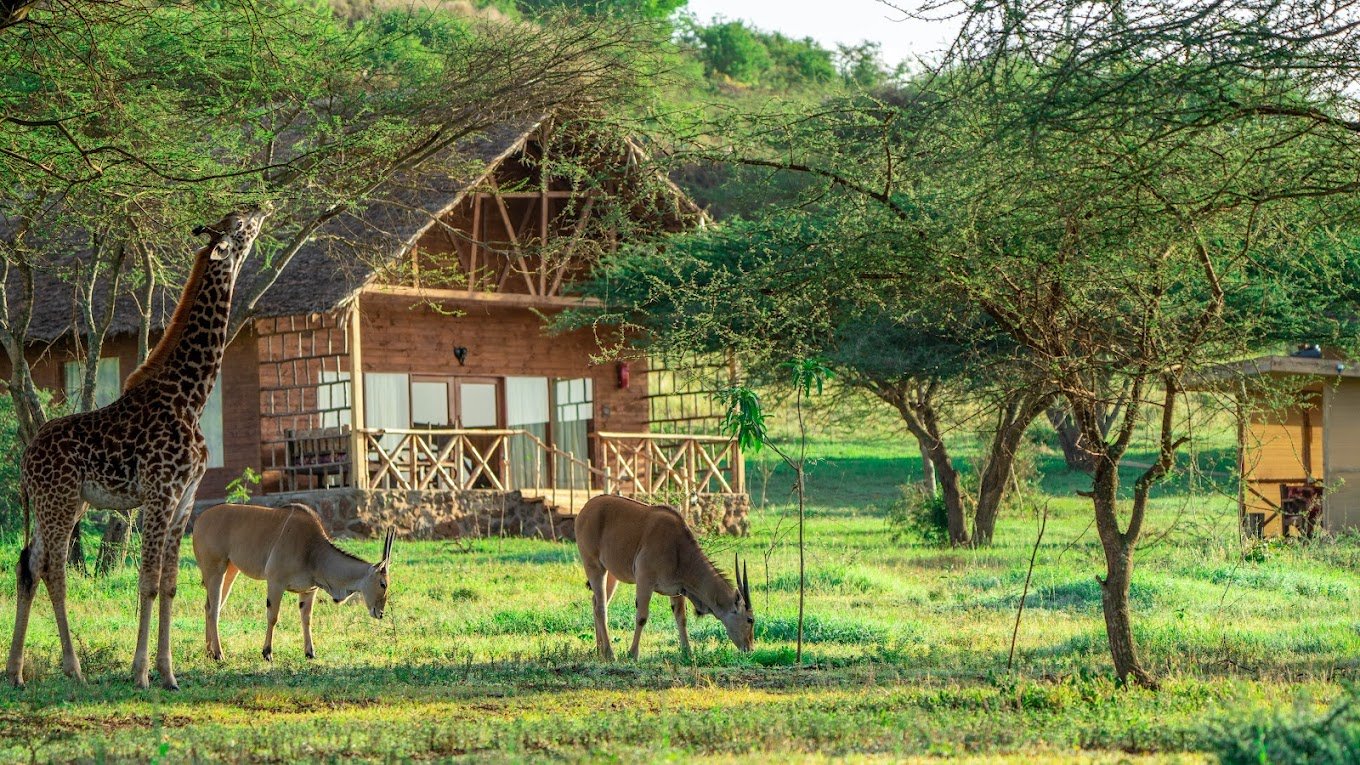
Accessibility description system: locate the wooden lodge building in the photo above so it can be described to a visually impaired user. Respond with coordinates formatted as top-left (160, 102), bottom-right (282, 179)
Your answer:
top-left (10, 122), bottom-right (749, 539)
top-left (1220, 351), bottom-right (1360, 539)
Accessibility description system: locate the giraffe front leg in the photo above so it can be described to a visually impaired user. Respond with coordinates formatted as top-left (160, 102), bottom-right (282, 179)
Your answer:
top-left (155, 494), bottom-right (196, 691)
top-left (133, 503), bottom-right (171, 689)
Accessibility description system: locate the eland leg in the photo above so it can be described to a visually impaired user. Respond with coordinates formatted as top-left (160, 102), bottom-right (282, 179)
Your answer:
top-left (585, 562), bottom-right (613, 660)
top-left (671, 595), bottom-right (691, 658)
top-left (201, 560), bottom-right (226, 661)
top-left (262, 580), bottom-right (284, 661)
top-left (299, 590), bottom-right (317, 659)
top-left (628, 581), bottom-right (654, 660)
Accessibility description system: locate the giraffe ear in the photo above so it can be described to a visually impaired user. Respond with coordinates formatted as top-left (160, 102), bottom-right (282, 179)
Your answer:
top-left (207, 239), bottom-right (231, 261)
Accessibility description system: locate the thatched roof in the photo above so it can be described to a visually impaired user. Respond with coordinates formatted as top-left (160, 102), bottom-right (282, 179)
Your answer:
top-left (11, 119), bottom-right (698, 344)
top-left (11, 123), bottom-right (530, 343)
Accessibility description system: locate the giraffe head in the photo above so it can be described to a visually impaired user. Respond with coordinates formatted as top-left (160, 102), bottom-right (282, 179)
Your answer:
top-left (193, 206), bottom-right (269, 279)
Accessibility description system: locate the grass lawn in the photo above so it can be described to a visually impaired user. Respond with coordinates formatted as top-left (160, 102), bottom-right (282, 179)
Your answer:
top-left (0, 418), bottom-right (1357, 762)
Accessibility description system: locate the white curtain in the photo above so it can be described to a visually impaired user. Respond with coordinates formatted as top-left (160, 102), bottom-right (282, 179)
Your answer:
top-left (553, 377), bottom-right (593, 487)
top-left (364, 373), bottom-right (410, 452)
top-left (507, 377), bottom-right (549, 489)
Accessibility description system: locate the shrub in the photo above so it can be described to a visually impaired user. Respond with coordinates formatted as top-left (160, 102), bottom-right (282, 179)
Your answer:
top-left (1209, 690), bottom-right (1360, 764)
top-left (886, 485), bottom-right (950, 546)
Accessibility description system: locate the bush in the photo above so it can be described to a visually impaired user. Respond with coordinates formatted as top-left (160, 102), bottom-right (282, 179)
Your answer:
top-left (0, 395), bottom-right (25, 534)
top-left (886, 485), bottom-right (950, 546)
top-left (1209, 690), bottom-right (1360, 764)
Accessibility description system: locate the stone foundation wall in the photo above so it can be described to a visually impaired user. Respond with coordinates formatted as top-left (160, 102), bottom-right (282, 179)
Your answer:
top-left (195, 490), bottom-right (750, 541)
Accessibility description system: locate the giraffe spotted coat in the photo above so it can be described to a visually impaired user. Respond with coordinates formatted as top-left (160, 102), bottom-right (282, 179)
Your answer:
top-left (7, 208), bottom-right (266, 689)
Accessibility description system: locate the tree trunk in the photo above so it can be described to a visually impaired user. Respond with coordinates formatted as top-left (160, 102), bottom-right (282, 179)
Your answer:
top-left (1048, 404), bottom-right (1096, 473)
top-left (95, 510), bottom-right (134, 575)
top-left (1096, 539), bottom-right (1155, 688)
top-left (974, 392), bottom-right (1055, 546)
top-left (918, 438), bottom-right (937, 496)
top-left (931, 449), bottom-right (969, 546)
top-left (1089, 457), bottom-right (1158, 688)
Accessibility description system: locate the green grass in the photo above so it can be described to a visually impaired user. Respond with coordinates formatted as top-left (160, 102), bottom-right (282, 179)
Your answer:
top-left (0, 417), bottom-right (1356, 762)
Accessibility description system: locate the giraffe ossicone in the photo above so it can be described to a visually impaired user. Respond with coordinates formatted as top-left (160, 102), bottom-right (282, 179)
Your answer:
top-left (7, 207), bottom-right (267, 690)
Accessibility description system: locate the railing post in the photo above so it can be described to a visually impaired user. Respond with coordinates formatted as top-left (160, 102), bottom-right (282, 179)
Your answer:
top-left (732, 438), bottom-right (744, 494)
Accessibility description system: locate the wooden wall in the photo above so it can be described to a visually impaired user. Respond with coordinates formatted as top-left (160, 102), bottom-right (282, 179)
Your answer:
top-left (1242, 388), bottom-right (1322, 537)
top-left (358, 292), bottom-right (649, 433)
top-left (1, 328), bottom-right (262, 502)
top-left (1323, 379), bottom-right (1360, 532)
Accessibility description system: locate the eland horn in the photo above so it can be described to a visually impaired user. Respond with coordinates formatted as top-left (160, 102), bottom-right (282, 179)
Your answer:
top-left (742, 559), bottom-right (751, 606)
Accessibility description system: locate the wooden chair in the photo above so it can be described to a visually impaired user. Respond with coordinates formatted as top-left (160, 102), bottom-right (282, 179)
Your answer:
top-left (284, 426), bottom-right (351, 491)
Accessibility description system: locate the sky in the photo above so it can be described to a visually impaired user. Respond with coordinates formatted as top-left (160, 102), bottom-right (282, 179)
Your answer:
top-left (683, 0), bottom-right (963, 69)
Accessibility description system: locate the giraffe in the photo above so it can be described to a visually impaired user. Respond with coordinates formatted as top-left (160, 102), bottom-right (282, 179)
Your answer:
top-left (7, 208), bottom-right (267, 689)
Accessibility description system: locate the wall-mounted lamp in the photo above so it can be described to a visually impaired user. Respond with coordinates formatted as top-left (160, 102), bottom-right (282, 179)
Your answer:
top-left (453, 346), bottom-right (468, 366)
top-left (616, 361), bottom-right (630, 389)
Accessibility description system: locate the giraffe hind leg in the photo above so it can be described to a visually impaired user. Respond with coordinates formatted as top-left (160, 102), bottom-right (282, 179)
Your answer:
top-left (42, 504), bottom-right (87, 683)
top-left (7, 541), bottom-right (39, 686)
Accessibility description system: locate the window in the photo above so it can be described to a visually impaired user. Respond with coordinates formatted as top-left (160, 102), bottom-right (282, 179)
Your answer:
top-left (318, 370), bottom-right (352, 429)
top-left (507, 377), bottom-right (549, 489)
top-left (202, 373), bottom-right (224, 468)
top-left (63, 357), bottom-right (121, 410)
top-left (364, 372), bottom-right (411, 453)
top-left (553, 377), bottom-right (593, 485)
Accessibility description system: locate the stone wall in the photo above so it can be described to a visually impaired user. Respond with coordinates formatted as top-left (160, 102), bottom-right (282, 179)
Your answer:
top-left (195, 490), bottom-right (750, 541)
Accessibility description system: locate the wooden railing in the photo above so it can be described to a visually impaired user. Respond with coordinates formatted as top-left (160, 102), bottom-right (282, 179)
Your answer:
top-left (359, 428), bottom-right (603, 494)
top-left (354, 428), bottom-right (744, 500)
top-left (595, 432), bottom-right (743, 496)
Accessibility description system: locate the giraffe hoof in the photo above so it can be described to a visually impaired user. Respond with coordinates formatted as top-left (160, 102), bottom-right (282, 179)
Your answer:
top-left (161, 678), bottom-right (180, 691)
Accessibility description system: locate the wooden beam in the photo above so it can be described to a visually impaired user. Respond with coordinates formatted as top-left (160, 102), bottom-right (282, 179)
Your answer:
top-left (548, 196), bottom-right (594, 297)
top-left (347, 299), bottom-right (368, 490)
top-left (468, 195), bottom-right (482, 294)
top-left (363, 283), bottom-right (601, 309)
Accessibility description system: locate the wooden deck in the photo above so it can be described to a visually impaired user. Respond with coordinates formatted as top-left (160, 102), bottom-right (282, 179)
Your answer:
top-left (521, 487), bottom-right (594, 515)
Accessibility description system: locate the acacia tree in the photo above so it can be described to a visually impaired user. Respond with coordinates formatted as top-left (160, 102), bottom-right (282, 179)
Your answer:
top-left (2, 0), bottom-right (662, 561)
top-left (613, 0), bottom-right (1360, 685)
top-left (1, 0), bottom-right (662, 435)
top-left (581, 209), bottom-right (1051, 547)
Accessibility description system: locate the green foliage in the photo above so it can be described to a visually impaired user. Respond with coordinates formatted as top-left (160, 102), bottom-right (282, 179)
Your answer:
top-left (224, 467), bottom-right (262, 505)
top-left (695, 20), bottom-right (772, 83)
top-left (1210, 690), bottom-right (1360, 764)
top-left (886, 485), bottom-right (950, 546)
top-left (0, 394), bottom-right (23, 532)
top-left (0, 423), bottom-right (1354, 760)
top-left (717, 384), bottom-right (768, 454)
top-left (782, 357), bottom-right (833, 397)
top-left (516, 0), bottom-right (686, 19)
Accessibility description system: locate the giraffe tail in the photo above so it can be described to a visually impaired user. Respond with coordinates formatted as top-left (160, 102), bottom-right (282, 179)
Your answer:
top-left (16, 485), bottom-right (32, 593)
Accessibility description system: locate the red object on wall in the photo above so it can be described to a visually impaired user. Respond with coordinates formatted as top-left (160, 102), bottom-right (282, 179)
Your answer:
top-left (616, 361), bottom-right (630, 389)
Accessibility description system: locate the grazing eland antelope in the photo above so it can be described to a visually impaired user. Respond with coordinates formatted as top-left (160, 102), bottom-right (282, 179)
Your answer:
top-left (191, 503), bottom-right (394, 662)
top-left (575, 495), bottom-right (753, 660)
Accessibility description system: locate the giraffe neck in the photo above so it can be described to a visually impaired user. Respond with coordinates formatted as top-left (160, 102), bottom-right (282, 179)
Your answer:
top-left (149, 258), bottom-right (236, 416)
